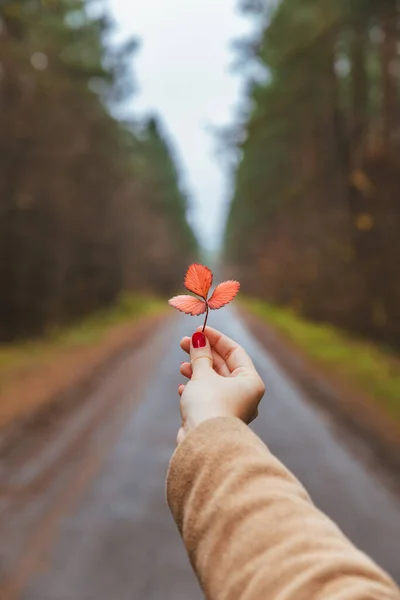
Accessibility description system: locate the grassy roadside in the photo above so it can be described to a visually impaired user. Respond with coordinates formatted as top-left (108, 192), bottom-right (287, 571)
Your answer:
top-left (241, 298), bottom-right (400, 423)
top-left (0, 294), bottom-right (167, 427)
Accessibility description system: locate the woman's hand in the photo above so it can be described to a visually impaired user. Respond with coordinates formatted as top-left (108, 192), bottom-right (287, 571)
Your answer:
top-left (177, 326), bottom-right (265, 444)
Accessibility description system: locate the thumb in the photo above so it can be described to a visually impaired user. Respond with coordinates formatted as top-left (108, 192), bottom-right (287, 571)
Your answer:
top-left (190, 332), bottom-right (213, 377)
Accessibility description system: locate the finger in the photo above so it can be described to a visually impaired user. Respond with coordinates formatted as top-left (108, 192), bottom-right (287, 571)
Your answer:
top-left (180, 362), bottom-right (192, 379)
top-left (180, 336), bottom-right (191, 352)
top-left (178, 384), bottom-right (185, 396)
top-left (190, 331), bottom-right (214, 377)
top-left (249, 409), bottom-right (259, 424)
top-left (197, 326), bottom-right (255, 372)
top-left (181, 336), bottom-right (230, 377)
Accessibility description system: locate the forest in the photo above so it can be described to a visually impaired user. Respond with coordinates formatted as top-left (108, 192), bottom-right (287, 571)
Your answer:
top-left (226, 0), bottom-right (400, 348)
top-left (0, 0), bottom-right (197, 342)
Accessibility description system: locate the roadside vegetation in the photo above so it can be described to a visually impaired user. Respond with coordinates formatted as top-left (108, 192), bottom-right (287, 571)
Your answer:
top-left (0, 294), bottom-right (164, 392)
top-left (0, 294), bottom-right (166, 427)
top-left (242, 298), bottom-right (400, 423)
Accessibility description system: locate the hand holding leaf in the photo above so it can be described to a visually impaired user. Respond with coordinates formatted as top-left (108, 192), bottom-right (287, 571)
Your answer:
top-left (169, 264), bottom-right (240, 331)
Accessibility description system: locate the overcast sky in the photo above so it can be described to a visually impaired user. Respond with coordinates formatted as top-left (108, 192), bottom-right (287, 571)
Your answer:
top-left (107, 0), bottom-right (252, 251)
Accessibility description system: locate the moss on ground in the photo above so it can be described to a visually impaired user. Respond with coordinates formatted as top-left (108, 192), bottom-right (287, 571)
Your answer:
top-left (242, 298), bottom-right (400, 421)
top-left (0, 294), bottom-right (166, 392)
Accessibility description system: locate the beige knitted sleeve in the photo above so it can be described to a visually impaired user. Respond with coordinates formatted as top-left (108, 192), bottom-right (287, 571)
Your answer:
top-left (167, 417), bottom-right (399, 600)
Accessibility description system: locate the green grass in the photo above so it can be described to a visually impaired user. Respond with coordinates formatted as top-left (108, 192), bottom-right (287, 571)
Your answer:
top-left (0, 294), bottom-right (166, 390)
top-left (50, 294), bottom-right (166, 347)
top-left (242, 298), bottom-right (400, 421)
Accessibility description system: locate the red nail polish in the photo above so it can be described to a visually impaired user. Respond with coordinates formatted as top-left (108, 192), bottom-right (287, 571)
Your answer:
top-left (192, 332), bottom-right (206, 348)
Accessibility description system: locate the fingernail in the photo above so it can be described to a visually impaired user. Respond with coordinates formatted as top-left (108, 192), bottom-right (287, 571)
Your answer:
top-left (192, 332), bottom-right (206, 348)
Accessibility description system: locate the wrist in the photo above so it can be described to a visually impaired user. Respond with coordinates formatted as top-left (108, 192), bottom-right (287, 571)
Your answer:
top-left (186, 405), bottom-right (234, 433)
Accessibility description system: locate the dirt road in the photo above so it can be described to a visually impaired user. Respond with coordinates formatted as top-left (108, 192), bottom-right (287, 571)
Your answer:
top-left (0, 310), bottom-right (399, 599)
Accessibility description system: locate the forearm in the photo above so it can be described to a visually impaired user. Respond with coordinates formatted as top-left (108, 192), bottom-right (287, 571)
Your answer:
top-left (167, 417), bottom-right (398, 600)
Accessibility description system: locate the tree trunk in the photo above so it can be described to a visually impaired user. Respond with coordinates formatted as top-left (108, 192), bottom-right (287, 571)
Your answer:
top-left (350, 18), bottom-right (368, 168)
top-left (380, 3), bottom-right (399, 150)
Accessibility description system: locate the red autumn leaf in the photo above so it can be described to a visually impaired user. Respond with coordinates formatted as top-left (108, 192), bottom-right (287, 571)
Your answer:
top-left (208, 280), bottom-right (240, 310)
top-left (168, 295), bottom-right (207, 316)
top-left (169, 264), bottom-right (241, 331)
top-left (184, 263), bottom-right (213, 299)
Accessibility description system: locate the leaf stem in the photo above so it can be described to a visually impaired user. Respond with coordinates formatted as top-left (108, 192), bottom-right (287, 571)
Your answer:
top-left (202, 303), bottom-right (209, 332)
